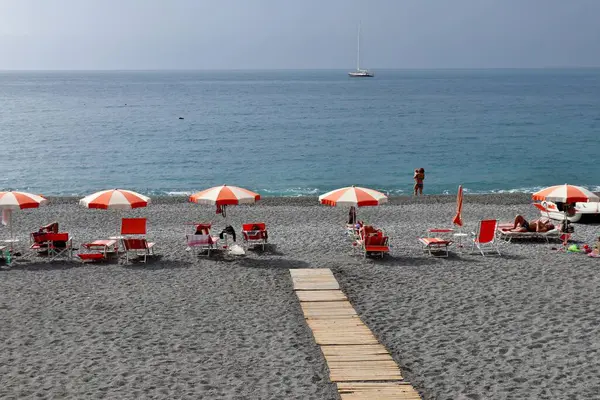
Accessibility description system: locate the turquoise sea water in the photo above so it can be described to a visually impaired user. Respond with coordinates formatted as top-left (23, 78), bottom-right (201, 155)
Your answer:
top-left (1, 69), bottom-right (599, 196)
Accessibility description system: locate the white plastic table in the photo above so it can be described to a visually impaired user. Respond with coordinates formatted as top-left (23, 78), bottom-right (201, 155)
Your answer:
top-left (2, 239), bottom-right (19, 252)
top-left (453, 233), bottom-right (469, 253)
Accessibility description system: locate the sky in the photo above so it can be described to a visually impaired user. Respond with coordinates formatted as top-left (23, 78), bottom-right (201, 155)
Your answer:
top-left (1, 0), bottom-right (599, 70)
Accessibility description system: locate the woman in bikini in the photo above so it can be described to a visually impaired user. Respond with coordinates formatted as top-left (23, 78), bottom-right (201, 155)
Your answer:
top-left (414, 168), bottom-right (425, 196)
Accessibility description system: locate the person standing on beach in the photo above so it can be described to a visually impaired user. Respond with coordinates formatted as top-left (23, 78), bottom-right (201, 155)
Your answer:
top-left (414, 168), bottom-right (425, 195)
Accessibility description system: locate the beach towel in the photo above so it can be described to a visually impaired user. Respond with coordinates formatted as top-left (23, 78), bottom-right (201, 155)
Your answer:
top-left (1, 209), bottom-right (10, 226)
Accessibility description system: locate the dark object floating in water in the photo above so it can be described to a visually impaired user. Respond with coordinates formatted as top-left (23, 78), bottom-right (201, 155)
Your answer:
top-left (179, 117), bottom-right (184, 120)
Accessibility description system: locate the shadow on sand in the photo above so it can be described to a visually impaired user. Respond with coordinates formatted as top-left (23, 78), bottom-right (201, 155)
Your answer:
top-left (120, 255), bottom-right (192, 270)
top-left (237, 257), bottom-right (310, 270)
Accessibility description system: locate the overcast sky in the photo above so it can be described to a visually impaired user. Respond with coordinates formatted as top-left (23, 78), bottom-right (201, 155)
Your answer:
top-left (1, 0), bottom-right (599, 70)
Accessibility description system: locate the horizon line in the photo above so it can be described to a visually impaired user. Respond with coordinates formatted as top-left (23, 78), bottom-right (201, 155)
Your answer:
top-left (1, 66), bottom-right (600, 72)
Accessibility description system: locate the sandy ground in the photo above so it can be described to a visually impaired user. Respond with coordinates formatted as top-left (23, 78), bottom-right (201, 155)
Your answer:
top-left (1, 194), bottom-right (600, 399)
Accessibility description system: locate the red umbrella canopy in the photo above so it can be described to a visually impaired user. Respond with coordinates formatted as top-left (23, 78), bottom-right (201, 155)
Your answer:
top-left (189, 185), bottom-right (260, 206)
top-left (452, 185), bottom-right (463, 227)
top-left (532, 184), bottom-right (599, 204)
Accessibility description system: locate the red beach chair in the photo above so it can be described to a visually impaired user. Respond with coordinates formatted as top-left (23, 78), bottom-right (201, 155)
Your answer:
top-left (30, 232), bottom-right (50, 254)
top-left (30, 222), bottom-right (60, 255)
top-left (363, 233), bottom-right (390, 258)
top-left (242, 222), bottom-right (268, 250)
top-left (356, 226), bottom-right (390, 258)
top-left (185, 223), bottom-right (219, 256)
top-left (471, 219), bottom-right (501, 256)
top-left (77, 239), bottom-right (118, 263)
top-left (122, 238), bottom-right (155, 264)
top-left (46, 232), bottom-right (73, 260)
top-left (121, 218), bottom-right (147, 236)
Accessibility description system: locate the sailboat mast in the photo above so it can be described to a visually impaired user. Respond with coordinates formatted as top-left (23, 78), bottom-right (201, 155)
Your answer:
top-left (356, 22), bottom-right (361, 71)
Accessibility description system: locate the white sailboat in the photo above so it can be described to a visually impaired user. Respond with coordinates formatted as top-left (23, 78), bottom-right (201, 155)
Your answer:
top-left (348, 22), bottom-right (374, 77)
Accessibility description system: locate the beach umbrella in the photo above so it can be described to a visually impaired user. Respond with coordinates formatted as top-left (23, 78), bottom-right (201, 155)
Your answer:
top-left (532, 184), bottom-right (599, 225)
top-left (452, 185), bottom-right (464, 228)
top-left (531, 184), bottom-right (599, 204)
top-left (79, 189), bottom-right (151, 238)
top-left (0, 191), bottom-right (48, 251)
top-left (189, 185), bottom-right (260, 206)
top-left (319, 186), bottom-right (388, 226)
top-left (79, 189), bottom-right (150, 209)
top-left (189, 184), bottom-right (260, 225)
top-left (319, 186), bottom-right (388, 207)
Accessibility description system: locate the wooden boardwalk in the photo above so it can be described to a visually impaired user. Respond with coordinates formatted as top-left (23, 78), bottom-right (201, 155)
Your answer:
top-left (290, 269), bottom-right (422, 400)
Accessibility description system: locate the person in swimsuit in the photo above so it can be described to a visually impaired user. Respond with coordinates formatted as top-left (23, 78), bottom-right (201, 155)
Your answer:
top-left (414, 168), bottom-right (425, 196)
top-left (511, 215), bottom-right (554, 232)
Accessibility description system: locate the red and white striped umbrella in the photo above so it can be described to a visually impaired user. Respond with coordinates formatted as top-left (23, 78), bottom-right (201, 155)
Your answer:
top-left (189, 185), bottom-right (260, 205)
top-left (0, 191), bottom-right (48, 246)
top-left (0, 191), bottom-right (48, 210)
top-left (532, 184), bottom-right (599, 203)
top-left (319, 186), bottom-right (388, 207)
top-left (79, 189), bottom-right (150, 210)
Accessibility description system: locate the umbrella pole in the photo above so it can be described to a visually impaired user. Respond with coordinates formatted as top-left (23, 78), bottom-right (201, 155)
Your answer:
top-left (115, 209), bottom-right (121, 253)
top-left (9, 209), bottom-right (13, 252)
top-left (223, 205), bottom-right (228, 249)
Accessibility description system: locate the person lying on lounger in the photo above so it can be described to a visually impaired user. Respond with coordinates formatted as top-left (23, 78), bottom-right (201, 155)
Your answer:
top-left (511, 215), bottom-right (555, 233)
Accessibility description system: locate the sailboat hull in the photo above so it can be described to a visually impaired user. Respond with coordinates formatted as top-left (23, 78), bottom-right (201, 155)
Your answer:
top-left (348, 71), bottom-right (374, 77)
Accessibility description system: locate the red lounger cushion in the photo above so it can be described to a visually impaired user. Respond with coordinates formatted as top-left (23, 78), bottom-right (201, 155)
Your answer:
top-left (365, 245), bottom-right (389, 252)
top-left (77, 253), bottom-right (105, 261)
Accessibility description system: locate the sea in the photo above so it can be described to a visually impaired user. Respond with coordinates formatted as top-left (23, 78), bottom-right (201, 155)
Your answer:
top-left (1, 69), bottom-right (599, 197)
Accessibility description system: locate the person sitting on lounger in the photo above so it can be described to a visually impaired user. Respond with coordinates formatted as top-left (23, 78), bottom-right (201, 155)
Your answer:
top-left (511, 215), bottom-right (554, 233)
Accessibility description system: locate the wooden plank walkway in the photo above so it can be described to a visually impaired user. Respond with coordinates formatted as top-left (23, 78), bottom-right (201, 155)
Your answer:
top-left (290, 268), bottom-right (422, 400)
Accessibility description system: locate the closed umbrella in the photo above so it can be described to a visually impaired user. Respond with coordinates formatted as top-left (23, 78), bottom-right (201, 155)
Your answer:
top-left (452, 185), bottom-right (464, 228)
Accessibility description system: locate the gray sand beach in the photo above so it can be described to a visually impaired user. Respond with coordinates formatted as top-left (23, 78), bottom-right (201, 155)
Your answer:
top-left (2, 194), bottom-right (600, 399)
